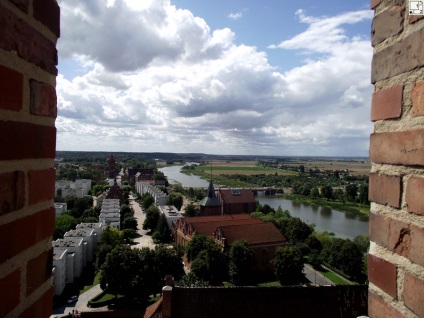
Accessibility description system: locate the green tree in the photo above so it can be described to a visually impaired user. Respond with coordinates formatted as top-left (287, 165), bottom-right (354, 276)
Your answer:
top-left (353, 234), bottom-right (370, 255)
top-left (321, 185), bottom-right (333, 200)
top-left (54, 214), bottom-right (76, 240)
top-left (345, 184), bottom-right (358, 202)
top-left (283, 217), bottom-right (313, 245)
top-left (167, 192), bottom-right (183, 211)
top-left (185, 235), bottom-right (209, 262)
top-left (272, 246), bottom-right (304, 285)
top-left (310, 186), bottom-right (320, 199)
top-left (228, 240), bottom-right (253, 285)
top-left (184, 203), bottom-right (198, 217)
top-left (141, 194), bottom-right (155, 209)
top-left (143, 205), bottom-right (160, 230)
top-left (122, 215), bottom-right (138, 231)
top-left (153, 214), bottom-right (171, 243)
top-left (358, 184), bottom-right (369, 204)
top-left (191, 247), bottom-right (227, 286)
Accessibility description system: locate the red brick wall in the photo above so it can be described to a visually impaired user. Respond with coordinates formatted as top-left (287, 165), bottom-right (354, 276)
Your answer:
top-left (0, 0), bottom-right (59, 317)
top-left (369, 1), bottom-right (424, 316)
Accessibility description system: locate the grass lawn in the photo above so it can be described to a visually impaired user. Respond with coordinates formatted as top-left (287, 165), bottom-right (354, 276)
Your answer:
top-left (80, 270), bottom-right (101, 294)
top-left (257, 281), bottom-right (281, 287)
top-left (319, 271), bottom-right (351, 285)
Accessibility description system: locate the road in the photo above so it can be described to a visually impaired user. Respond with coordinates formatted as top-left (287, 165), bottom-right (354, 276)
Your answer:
top-left (303, 264), bottom-right (334, 286)
top-left (128, 194), bottom-right (155, 249)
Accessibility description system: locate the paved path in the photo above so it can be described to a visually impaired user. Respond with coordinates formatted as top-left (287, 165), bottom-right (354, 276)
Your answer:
top-left (303, 264), bottom-right (335, 286)
top-left (129, 195), bottom-right (155, 249)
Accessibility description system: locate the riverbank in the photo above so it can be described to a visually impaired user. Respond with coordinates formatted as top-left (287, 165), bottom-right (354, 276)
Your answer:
top-left (282, 194), bottom-right (370, 217)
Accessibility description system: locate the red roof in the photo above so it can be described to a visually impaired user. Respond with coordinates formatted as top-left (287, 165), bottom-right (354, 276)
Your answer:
top-left (191, 218), bottom-right (263, 238)
top-left (216, 223), bottom-right (286, 246)
top-left (183, 214), bottom-right (253, 224)
top-left (218, 188), bottom-right (256, 204)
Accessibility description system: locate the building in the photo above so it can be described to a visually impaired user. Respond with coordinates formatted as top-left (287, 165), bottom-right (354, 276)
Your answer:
top-left (136, 181), bottom-right (168, 205)
top-left (107, 153), bottom-right (116, 178)
top-left (199, 181), bottom-right (221, 216)
top-left (52, 238), bottom-right (84, 279)
top-left (64, 229), bottom-right (95, 264)
top-left (217, 188), bottom-right (256, 215)
top-left (214, 222), bottom-right (286, 273)
top-left (99, 212), bottom-right (121, 230)
top-left (105, 183), bottom-right (125, 205)
top-left (55, 179), bottom-right (92, 198)
top-left (135, 169), bottom-right (154, 181)
top-left (158, 205), bottom-right (184, 229)
top-left (54, 202), bottom-right (67, 216)
top-left (76, 223), bottom-right (103, 250)
top-left (52, 247), bottom-right (68, 296)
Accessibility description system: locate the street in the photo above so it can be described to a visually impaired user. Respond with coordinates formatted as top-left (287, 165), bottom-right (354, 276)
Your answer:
top-left (303, 264), bottom-right (334, 286)
top-left (128, 194), bottom-right (155, 249)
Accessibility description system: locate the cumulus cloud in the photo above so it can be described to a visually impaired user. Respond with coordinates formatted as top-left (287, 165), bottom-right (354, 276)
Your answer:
top-left (56, 1), bottom-right (373, 156)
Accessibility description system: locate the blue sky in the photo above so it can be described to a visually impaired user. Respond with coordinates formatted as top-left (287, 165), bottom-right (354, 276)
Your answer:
top-left (56, 0), bottom-right (373, 156)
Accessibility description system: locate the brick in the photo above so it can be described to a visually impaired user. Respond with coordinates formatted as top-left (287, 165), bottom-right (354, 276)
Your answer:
top-left (403, 272), bottom-right (424, 317)
top-left (409, 224), bottom-right (424, 267)
top-left (368, 291), bottom-right (404, 318)
top-left (0, 121), bottom-right (56, 160)
top-left (368, 254), bottom-right (397, 298)
top-left (371, 85), bottom-right (403, 121)
top-left (0, 5), bottom-right (58, 75)
top-left (411, 80), bottom-right (424, 117)
top-left (0, 171), bottom-right (25, 215)
top-left (371, 6), bottom-right (404, 46)
top-left (409, 14), bottom-right (424, 24)
top-left (30, 80), bottom-right (57, 118)
top-left (0, 208), bottom-right (55, 264)
top-left (28, 168), bottom-right (55, 205)
top-left (371, 0), bottom-right (382, 9)
top-left (33, 0), bottom-right (60, 37)
top-left (406, 177), bottom-right (424, 215)
top-left (371, 27), bottom-right (424, 83)
top-left (0, 64), bottom-right (23, 111)
top-left (369, 213), bottom-right (411, 258)
top-left (370, 129), bottom-right (424, 166)
top-left (0, 270), bottom-right (20, 317)
top-left (10, 0), bottom-right (29, 13)
top-left (20, 288), bottom-right (53, 318)
top-left (26, 249), bottom-right (52, 296)
top-left (369, 173), bottom-right (401, 208)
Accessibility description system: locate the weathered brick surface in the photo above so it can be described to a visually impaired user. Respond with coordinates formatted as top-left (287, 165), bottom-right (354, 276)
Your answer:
top-left (0, 171), bottom-right (25, 215)
top-left (369, 213), bottom-right (411, 258)
top-left (403, 272), bottom-right (424, 317)
top-left (371, 27), bottom-right (424, 83)
top-left (28, 168), bottom-right (55, 205)
top-left (20, 288), bottom-right (53, 318)
top-left (369, 173), bottom-right (401, 208)
top-left (0, 208), bottom-right (54, 264)
top-left (406, 176), bottom-right (424, 215)
top-left (411, 80), bottom-right (424, 117)
top-left (371, 6), bottom-right (404, 46)
top-left (0, 4), bottom-right (58, 75)
top-left (0, 64), bottom-right (23, 111)
top-left (9, 0), bottom-right (29, 13)
top-left (368, 254), bottom-right (397, 298)
top-left (30, 80), bottom-right (57, 118)
top-left (370, 130), bottom-right (424, 166)
top-left (371, 85), bottom-right (403, 121)
top-left (409, 224), bottom-right (424, 267)
top-left (0, 270), bottom-right (20, 317)
top-left (26, 249), bottom-right (52, 296)
top-left (33, 0), bottom-right (60, 37)
top-left (368, 291), bottom-right (404, 318)
top-left (371, 0), bottom-right (382, 9)
top-left (0, 121), bottom-right (56, 160)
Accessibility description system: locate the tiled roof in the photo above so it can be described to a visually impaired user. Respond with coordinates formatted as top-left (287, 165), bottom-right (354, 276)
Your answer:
top-left (218, 188), bottom-right (256, 204)
top-left (144, 297), bottom-right (163, 318)
top-left (183, 214), bottom-right (253, 224)
top-left (217, 223), bottom-right (286, 246)
top-left (191, 218), bottom-right (263, 238)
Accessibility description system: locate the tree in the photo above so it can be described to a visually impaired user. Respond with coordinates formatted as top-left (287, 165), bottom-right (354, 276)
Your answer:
top-left (353, 234), bottom-right (370, 255)
top-left (272, 246), bottom-right (304, 285)
top-left (141, 194), bottom-right (155, 209)
top-left (122, 215), bottom-right (138, 231)
top-left (153, 214), bottom-right (171, 243)
top-left (54, 214), bottom-right (76, 240)
top-left (283, 217), bottom-right (313, 245)
top-left (321, 185), bottom-right (333, 200)
top-left (167, 192), bottom-right (183, 211)
top-left (191, 247), bottom-right (227, 286)
top-left (96, 226), bottom-right (123, 270)
top-left (345, 184), bottom-right (358, 202)
top-left (184, 203), bottom-right (198, 217)
top-left (143, 205), bottom-right (160, 230)
top-left (185, 235), bottom-right (209, 262)
top-left (228, 240), bottom-right (253, 285)
top-left (358, 184), bottom-right (369, 204)
top-left (310, 186), bottom-right (320, 199)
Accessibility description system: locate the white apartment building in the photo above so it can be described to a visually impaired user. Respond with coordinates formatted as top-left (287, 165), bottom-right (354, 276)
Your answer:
top-left (76, 223), bottom-right (103, 250)
top-left (52, 238), bottom-right (83, 279)
top-left (52, 247), bottom-right (68, 296)
top-left (158, 205), bottom-right (184, 228)
top-left (55, 179), bottom-right (92, 198)
top-left (136, 181), bottom-right (168, 205)
top-left (64, 228), bottom-right (95, 263)
top-left (54, 202), bottom-right (67, 216)
top-left (99, 212), bottom-right (120, 230)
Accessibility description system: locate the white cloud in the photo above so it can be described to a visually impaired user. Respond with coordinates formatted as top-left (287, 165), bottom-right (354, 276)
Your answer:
top-left (56, 1), bottom-right (373, 156)
top-left (228, 12), bottom-right (243, 20)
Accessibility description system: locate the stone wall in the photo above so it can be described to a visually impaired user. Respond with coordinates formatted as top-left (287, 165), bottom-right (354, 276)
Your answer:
top-left (369, 0), bottom-right (424, 317)
top-left (0, 0), bottom-right (59, 317)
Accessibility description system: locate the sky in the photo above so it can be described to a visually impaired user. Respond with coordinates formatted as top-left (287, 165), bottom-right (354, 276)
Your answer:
top-left (56, 0), bottom-right (374, 157)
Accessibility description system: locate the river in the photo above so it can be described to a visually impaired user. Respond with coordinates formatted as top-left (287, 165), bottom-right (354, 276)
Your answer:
top-left (159, 165), bottom-right (369, 239)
